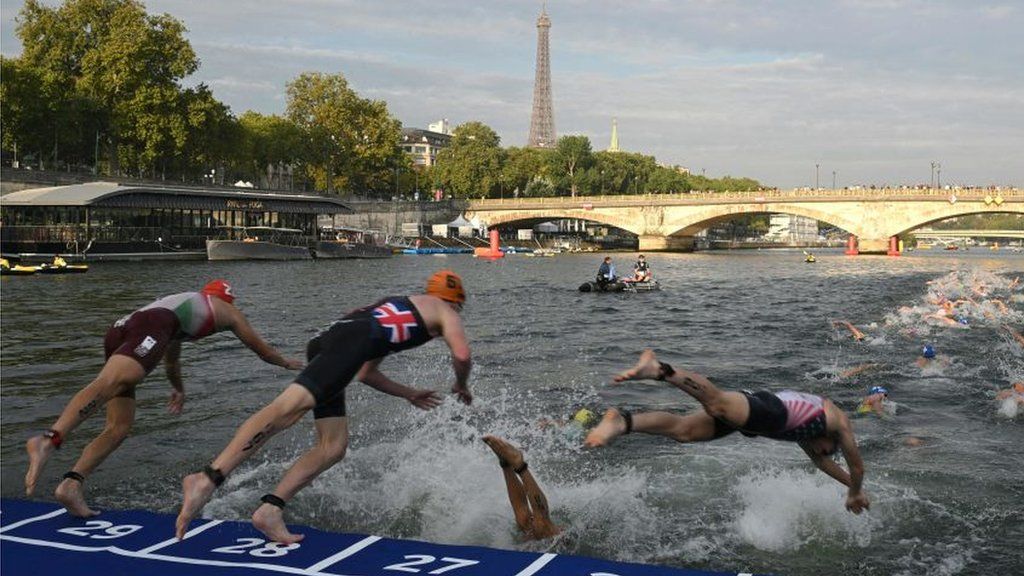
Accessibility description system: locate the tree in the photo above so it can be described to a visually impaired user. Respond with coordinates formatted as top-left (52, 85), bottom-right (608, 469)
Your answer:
top-left (236, 112), bottom-right (304, 188)
top-left (434, 121), bottom-right (504, 199)
top-left (16, 0), bottom-right (198, 173)
top-left (286, 72), bottom-right (404, 196)
top-left (0, 57), bottom-right (51, 167)
top-left (553, 135), bottom-right (593, 197)
top-left (503, 146), bottom-right (550, 197)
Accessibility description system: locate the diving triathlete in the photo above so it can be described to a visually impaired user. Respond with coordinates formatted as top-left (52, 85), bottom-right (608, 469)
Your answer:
top-left (482, 436), bottom-right (561, 541)
top-left (176, 270), bottom-right (473, 544)
top-left (586, 349), bottom-right (870, 514)
top-left (24, 280), bottom-right (303, 517)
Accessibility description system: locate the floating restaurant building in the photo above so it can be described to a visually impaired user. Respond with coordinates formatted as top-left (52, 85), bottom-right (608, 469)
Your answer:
top-left (0, 182), bottom-right (351, 258)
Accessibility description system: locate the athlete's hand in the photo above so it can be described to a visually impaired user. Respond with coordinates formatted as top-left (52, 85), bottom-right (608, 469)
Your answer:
top-left (452, 383), bottom-right (473, 405)
top-left (845, 490), bottom-right (870, 514)
top-left (406, 389), bottom-right (442, 410)
top-left (168, 390), bottom-right (185, 414)
top-left (283, 358), bottom-right (304, 370)
top-left (613, 349), bottom-right (662, 382)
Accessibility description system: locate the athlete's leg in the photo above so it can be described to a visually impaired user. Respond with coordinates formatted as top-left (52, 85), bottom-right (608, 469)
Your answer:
top-left (55, 394), bottom-right (136, 517)
top-left (25, 355), bottom-right (144, 496)
top-left (177, 384), bottom-right (314, 539)
top-left (252, 416), bottom-right (349, 544)
top-left (483, 436), bottom-right (532, 533)
top-left (518, 468), bottom-right (560, 539)
top-left (585, 408), bottom-right (719, 447)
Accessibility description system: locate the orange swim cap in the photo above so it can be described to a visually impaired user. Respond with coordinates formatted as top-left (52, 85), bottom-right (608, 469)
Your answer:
top-left (201, 279), bottom-right (235, 304)
top-left (1014, 382), bottom-right (1024, 394)
top-left (426, 270), bottom-right (466, 304)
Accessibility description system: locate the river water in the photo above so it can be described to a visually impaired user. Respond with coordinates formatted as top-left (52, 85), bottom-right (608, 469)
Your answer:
top-left (2, 249), bottom-right (1023, 575)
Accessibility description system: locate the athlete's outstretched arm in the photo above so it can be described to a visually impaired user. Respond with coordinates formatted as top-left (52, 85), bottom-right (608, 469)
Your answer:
top-left (358, 360), bottom-right (441, 410)
top-left (218, 303), bottom-right (303, 369)
top-left (164, 341), bottom-right (185, 414)
top-left (834, 413), bottom-right (869, 514)
top-left (439, 306), bottom-right (472, 405)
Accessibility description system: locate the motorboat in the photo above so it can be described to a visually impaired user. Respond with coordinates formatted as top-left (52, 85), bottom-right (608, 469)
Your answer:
top-left (38, 263), bottom-right (89, 274)
top-left (578, 280), bottom-right (627, 292)
top-left (206, 226), bottom-right (312, 261)
top-left (623, 280), bottom-right (661, 292)
top-left (316, 227), bottom-right (392, 259)
top-left (1, 263), bottom-right (40, 276)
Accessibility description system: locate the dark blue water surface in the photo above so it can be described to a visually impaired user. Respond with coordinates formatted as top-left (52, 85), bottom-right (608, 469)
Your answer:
top-left (3, 249), bottom-right (1023, 575)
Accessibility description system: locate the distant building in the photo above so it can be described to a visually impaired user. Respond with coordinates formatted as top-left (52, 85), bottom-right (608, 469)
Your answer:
top-left (400, 127), bottom-right (452, 167)
top-left (766, 214), bottom-right (818, 243)
top-left (428, 119), bottom-right (453, 135)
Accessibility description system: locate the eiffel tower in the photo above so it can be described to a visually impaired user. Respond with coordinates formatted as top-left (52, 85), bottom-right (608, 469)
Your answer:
top-left (527, 5), bottom-right (556, 148)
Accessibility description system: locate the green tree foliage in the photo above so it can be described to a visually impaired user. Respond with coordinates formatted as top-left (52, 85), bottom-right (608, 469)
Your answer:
top-left (434, 121), bottom-right (504, 199)
top-left (552, 135), bottom-right (593, 197)
top-left (1, 56), bottom-right (51, 167)
top-left (236, 112), bottom-right (304, 187)
top-left (502, 146), bottom-right (551, 197)
top-left (16, 0), bottom-right (198, 173)
top-left (286, 72), bottom-right (404, 196)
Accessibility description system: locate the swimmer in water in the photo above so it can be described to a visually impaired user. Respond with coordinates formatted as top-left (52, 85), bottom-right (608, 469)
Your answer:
top-left (586, 349), bottom-right (870, 514)
top-left (538, 407), bottom-right (601, 442)
top-left (832, 320), bottom-right (866, 341)
top-left (482, 436), bottom-right (561, 541)
top-left (839, 363), bottom-right (882, 380)
top-left (856, 386), bottom-right (890, 417)
top-left (915, 344), bottom-right (949, 368)
top-left (995, 382), bottom-right (1024, 405)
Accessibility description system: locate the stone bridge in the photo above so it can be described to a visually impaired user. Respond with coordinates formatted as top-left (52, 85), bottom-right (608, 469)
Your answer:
top-left (464, 188), bottom-right (1024, 254)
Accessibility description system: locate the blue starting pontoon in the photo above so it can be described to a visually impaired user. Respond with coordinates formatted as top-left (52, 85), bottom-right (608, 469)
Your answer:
top-left (0, 499), bottom-right (764, 576)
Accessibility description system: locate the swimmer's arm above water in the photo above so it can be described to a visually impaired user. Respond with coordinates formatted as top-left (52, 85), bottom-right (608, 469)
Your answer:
top-left (357, 359), bottom-right (442, 410)
top-left (164, 341), bottom-right (185, 414)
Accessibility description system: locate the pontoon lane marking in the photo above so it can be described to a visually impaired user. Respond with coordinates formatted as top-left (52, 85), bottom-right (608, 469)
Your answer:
top-left (305, 535), bottom-right (382, 572)
top-left (513, 552), bottom-right (558, 576)
top-left (134, 519), bottom-right (224, 554)
top-left (0, 508), bottom-right (67, 533)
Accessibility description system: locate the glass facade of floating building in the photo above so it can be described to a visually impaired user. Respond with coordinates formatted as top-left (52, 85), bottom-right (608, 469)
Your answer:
top-left (0, 182), bottom-right (351, 255)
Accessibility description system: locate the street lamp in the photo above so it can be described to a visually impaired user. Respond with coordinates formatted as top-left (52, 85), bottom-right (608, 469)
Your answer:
top-left (832, 170), bottom-right (837, 190)
top-left (930, 161), bottom-right (937, 188)
top-left (815, 163), bottom-right (820, 189)
top-left (600, 170), bottom-right (605, 194)
top-left (936, 163), bottom-right (942, 189)
top-left (94, 131), bottom-right (102, 175)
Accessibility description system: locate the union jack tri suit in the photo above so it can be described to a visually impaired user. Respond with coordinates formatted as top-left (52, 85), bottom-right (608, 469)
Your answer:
top-left (297, 296), bottom-right (435, 419)
top-left (713, 390), bottom-right (829, 442)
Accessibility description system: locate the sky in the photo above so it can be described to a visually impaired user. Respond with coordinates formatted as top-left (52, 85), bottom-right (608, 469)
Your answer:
top-left (3, 0), bottom-right (1023, 189)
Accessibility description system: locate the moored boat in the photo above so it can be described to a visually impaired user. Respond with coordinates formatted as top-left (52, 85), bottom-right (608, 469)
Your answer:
top-left (206, 226), bottom-right (312, 261)
top-left (315, 227), bottom-right (392, 259)
top-left (38, 263), bottom-right (89, 274)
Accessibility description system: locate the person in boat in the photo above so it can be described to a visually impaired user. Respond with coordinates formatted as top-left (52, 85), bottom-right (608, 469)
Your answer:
top-left (633, 254), bottom-right (652, 282)
top-left (596, 256), bottom-right (617, 288)
top-left (482, 436), bottom-right (561, 541)
top-left (1, 257), bottom-right (9, 270)
top-left (24, 280), bottom-right (303, 518)
top-left (52, 254), bottom-right (67, 268)
top-left (176, 270), bottom-right (474, 544)
top-left (585, 349), bottom-right (870, 514)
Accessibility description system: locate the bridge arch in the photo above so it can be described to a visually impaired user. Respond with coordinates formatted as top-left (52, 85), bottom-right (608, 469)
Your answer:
top-left (471, 209), bottom-right (645, 236)
top-left (885, 205), bottom-right (1024, 237)
top-left (662, 203), bottom-right (861, 238)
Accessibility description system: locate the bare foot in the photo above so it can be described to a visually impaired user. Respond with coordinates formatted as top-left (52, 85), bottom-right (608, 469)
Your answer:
top-left (584, 409), bottom-right (627, 447)
top-left (176, 472), bottom-right (216, 539)
top-left (482, 436), bottom-right (525, 471)
top-left (25, 435), bottom-right (56, 496)
top-left (613, 349), bottom-right (662, 382)
top-left (55, 478), bottom-right (99, 517)
top-left (252, 503), bottom-right (304, 544)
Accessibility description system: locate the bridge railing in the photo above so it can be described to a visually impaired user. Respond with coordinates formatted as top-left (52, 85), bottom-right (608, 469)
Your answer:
top-left (467, 187), bottom-right (1022, 209)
